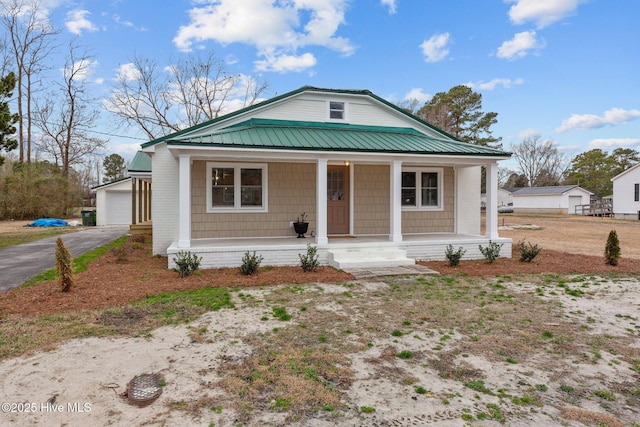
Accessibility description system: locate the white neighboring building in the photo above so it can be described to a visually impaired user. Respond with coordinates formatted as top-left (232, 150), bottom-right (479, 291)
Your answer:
top-left (512, 185), bottom-right (593, 214)
top-left (94, 177), bottom-right (133, 225)
top-left (611, 163), bottom-right (640, 220)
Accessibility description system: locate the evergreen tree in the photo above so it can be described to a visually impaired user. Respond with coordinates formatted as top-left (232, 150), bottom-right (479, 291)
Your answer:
top-left (417, 85), bottom-right (501, 148)
top-left (103, 153), bottom-right (127, 183)
top-left (0, 72), bottom-right (19, 166)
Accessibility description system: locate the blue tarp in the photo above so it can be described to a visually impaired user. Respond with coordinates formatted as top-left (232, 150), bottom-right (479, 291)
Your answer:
top-left (28, 218), bottom-right (69, 227)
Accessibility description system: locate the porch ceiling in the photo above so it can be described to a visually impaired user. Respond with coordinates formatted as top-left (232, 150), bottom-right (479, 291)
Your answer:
top-left (168, 118), bottom-right (510, 158)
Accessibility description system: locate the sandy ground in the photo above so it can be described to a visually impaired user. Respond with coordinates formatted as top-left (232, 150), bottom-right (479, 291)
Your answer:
top-left (1, 278), bottom-right (639, 426)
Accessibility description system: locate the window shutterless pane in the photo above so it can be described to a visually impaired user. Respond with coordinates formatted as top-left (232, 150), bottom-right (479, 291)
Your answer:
top-left (329, 101), bottom-right (344, 119)
top-left (402, 189), bottom-right (416, 206)
top-left (422, 172), bottom-right (437, 188)
top-left (212, 168), bottom-right (234, 185)
top-left (241, 168), bottom-right (263, 206)
top-left (422, 188), bottom-right (438, 206)
top-left (211, 168), bottom-right (234, 207)
top-left (402, 171), bottom-right (415, 187)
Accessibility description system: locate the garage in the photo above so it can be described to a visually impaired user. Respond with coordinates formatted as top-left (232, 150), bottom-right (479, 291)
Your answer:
top-left (94, 178), bottom-right (133, 226)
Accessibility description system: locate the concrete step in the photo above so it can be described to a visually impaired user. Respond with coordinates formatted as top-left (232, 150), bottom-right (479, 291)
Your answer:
top-left (328, 247), bottom-right (415, 269)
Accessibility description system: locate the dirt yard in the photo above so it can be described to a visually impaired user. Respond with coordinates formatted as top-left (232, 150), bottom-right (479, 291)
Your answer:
top-left (0, 214), bottom-right (639, 426)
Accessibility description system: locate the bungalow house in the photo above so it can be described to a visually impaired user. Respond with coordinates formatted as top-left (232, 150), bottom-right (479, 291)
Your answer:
top-left (512, 185), bottom-right (593, 214)
top-left (611, 163), bottom-right (640, 220)
top-left (140, 86), bottom-right (512, 269)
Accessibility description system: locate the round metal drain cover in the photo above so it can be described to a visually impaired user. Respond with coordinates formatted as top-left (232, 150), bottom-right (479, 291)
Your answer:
top-left (126, 374), bottom-right (163, 407)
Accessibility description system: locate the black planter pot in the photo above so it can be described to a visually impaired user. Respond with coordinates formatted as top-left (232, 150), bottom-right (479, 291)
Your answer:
top-left (293, 222), bottom-right (309, 238)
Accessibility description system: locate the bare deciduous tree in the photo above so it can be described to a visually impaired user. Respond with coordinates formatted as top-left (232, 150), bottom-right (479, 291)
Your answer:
top-left (106, 52), bottom-right (268, 140)
top-left (32, 42), bottom-right (107, 178)
top-left (1, 0), bottom-right (60, 163)
top-left (511, 135), bottom-right (566, 187)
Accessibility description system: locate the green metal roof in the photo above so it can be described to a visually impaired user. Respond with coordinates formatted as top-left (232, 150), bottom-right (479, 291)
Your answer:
top-left (168, 118), bottom-right (509, 157)
top-left (128, 151), bottom-right (152, 172)
top-left (141, 86), bottom-right (462, 149)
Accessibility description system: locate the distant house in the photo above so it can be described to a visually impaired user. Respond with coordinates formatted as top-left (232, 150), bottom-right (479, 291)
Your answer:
top-left (481, 187), bottom-right (516, 209)
top-left (611, 163), bottom-right (640, 220)
top-left (512, 185), bottom-right (593, 214)
top-left (139, 86), bottom-right (513, 269)
top-left (94, 152), bottom-right (152, 227)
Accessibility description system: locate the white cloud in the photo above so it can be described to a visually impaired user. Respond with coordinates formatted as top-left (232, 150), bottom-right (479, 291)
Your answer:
top-left (115, 63), bottom-right (141, 82)
top-left (172, 0), bottom-right (353, 73)
top-left (516, 128), bottom-right (541, 139)
top-left (556, 108), bottom-right (640, 133)
top-left (255, 52), bottom-right (317, 73)
top-left (506, 0), bottom-right (583, 28)
top-left (420, 33), bottom-right (450, 63)
top-left (404, 88), bottom-right (431, 104)
top-left (380, 0), bottom-right (397, 14)
top-left (587, 138), bottom-right (640, 150)
top-left (65, 9), bottom-right (98, 35)
top-left (496, 31), bottom-right (542, 60)
top-left (465, 78), bottom-right (524, 90)
top-left (63, 58), bottom-right (98, 81)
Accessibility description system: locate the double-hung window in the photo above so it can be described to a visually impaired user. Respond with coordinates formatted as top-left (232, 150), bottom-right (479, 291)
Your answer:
top-left (207, 163), bottom-right (268, 212)
top-left (401, 168), bottom-right (443, 210)
top-left (328, 101), bottom-right (346, 120)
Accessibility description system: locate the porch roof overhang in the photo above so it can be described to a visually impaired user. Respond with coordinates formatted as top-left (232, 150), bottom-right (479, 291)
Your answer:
top-left (163, 119), bottom-right (511, 160)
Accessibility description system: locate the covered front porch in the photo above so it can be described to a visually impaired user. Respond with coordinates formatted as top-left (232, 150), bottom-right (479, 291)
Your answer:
top-left (167, 232), bottom-right (512, 269)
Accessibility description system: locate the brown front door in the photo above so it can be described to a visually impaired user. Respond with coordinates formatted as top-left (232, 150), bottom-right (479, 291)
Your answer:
top-left (327, 166), bottom-right (349, 234)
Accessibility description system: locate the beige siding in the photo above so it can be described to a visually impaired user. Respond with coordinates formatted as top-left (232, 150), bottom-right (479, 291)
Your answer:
top-left (402, 167), bottom-right (455, 233)
top-left (151, 145), bottom-right (179, 255)
top-left (353, 164), bottom-right (390, 235)
top-left (192, 162), bottom-right (316, 238)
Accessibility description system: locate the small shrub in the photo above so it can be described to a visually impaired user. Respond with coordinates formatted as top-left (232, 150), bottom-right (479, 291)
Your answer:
top-left (479, 240), bottom-right (503, 263)
top-left (239, 251), bottom-right (263, 275)
top-left (604, 229), bottom-right (620, 266)
top-left (516, 239), bottom-right (541, 262)
top-left (173, 251), bottom-right (202, 278)
top-left (445, 244), bottom-right (466, 267)
top-left (299, 243), bottom-right (319, 272)
top-left (55, 237), bottom-right (74, 292)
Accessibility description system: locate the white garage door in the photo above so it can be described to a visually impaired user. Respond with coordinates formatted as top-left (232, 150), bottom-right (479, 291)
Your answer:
top-left (568, 195), bottom-right (582, 215)
top-left (105, 191), bottom-right (132, 225)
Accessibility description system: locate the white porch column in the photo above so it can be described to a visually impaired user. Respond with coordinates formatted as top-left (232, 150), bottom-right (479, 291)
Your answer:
top-left (485, 162), bottom-right (499, 239)
top-left (178, 154), bottom-right (192, 248)
top-left (316, 158), bottom-right (328, 245)
top-left (390, 160), bottom-right (403, 242)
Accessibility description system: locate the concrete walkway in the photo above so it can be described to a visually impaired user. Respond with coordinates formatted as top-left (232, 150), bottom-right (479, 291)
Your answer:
top-left (345, 264), bottom-right (439, 279)
top-left (0, 226), bottom-right (129, 292)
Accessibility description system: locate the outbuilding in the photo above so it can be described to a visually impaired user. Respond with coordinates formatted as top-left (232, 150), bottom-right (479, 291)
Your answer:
top-left (512, 185), bottom-right (593, 214)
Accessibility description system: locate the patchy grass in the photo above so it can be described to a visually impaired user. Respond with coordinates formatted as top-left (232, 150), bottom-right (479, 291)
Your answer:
top-left (0, 226), bottom-right (79, 249)
top-left (21, 235), bottom-right (129, 287)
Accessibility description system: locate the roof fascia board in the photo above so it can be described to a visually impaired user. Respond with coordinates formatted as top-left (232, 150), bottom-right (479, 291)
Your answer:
top-left (166, 145), bottom-right (508, 165)
top-left (611, 162), bottom-right (640, 181)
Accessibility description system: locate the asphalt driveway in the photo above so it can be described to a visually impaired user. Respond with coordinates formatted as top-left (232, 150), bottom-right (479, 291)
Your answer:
top-left (0, 226), bottom-right (129, 292)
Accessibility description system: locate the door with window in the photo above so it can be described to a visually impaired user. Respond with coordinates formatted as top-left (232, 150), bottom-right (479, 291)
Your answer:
top-left (327, 166), bottom-right (349, 234)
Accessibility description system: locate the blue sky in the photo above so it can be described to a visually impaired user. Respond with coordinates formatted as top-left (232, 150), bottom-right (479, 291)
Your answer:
top-left (38, 0), bottom-right (640, 167)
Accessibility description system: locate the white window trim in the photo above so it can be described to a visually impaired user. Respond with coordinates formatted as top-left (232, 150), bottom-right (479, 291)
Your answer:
top-left (206, 162), bottom-right (268, 213)
top-left (401, 167), bottom-right (444, 211)
top-left (327, 100), bottom-right (348, 121)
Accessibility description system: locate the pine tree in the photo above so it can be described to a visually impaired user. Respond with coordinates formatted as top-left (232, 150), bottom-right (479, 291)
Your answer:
top-left (604, 230), bottom-right (620, 266)
top-left (56, 237), bottom-right (74, 291)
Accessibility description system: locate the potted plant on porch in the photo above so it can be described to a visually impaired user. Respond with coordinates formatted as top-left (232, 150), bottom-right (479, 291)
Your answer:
top-left (293, 212), bottom-right (309, 238)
